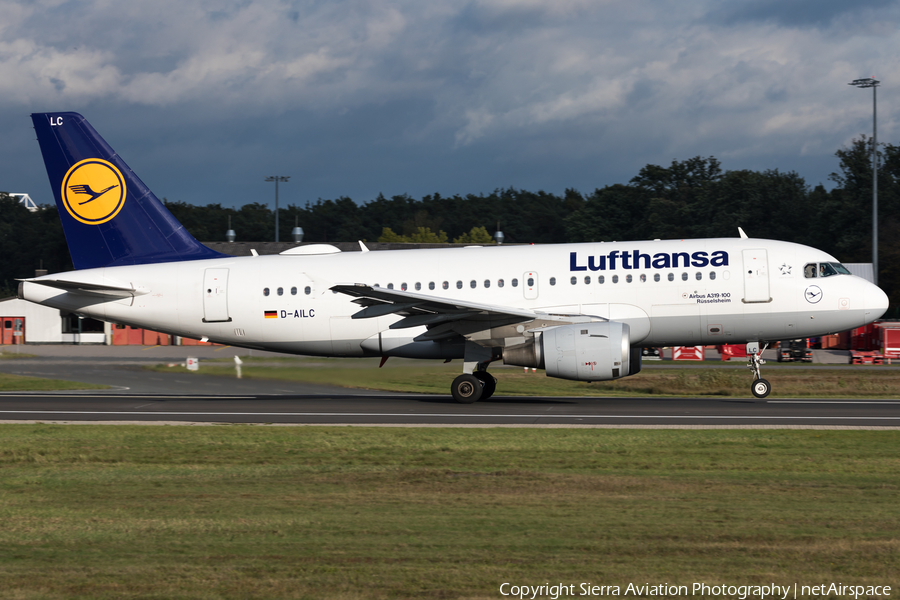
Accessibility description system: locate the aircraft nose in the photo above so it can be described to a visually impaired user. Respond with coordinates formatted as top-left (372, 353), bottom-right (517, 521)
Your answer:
top-left (865, 283), bottom-right (890, 320)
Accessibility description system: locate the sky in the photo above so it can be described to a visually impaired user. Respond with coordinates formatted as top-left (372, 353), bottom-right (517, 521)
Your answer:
top-left (1, 0), bottom-right (898, 212)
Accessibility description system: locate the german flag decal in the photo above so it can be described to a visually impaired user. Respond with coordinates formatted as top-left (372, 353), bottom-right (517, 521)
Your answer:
top-left (264, 310), bottom-right (278, 319)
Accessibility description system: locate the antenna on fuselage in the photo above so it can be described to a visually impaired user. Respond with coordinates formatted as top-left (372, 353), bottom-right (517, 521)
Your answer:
top-left (738, 227), bottom-right (749, 239)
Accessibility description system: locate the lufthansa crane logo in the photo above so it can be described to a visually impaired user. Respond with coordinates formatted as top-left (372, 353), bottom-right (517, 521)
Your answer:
top-left (61, 159), bottom-right (127, 225)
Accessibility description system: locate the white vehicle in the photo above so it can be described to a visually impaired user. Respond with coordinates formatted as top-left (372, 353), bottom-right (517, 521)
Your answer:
top-left (21, 112), bottom-right (889, 401)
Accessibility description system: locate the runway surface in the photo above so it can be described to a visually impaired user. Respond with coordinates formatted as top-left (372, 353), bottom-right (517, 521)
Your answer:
top-left (0, 349), bottom-right (898, 427)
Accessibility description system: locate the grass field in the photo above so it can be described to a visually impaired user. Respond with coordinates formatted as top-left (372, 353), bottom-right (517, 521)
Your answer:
top-left (152, 356), bottom-right (900, 398)
top-left (0, 372), bottom-right (107, 392)
top-left (0, 426), bottom-right (897, 599)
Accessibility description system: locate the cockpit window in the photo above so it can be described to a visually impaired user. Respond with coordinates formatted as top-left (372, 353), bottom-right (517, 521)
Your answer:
top-left (820, 263), bottom-right (838, 277)
top-left (805, 262), bottom-right (851, 278)
top-left (831, 262), bottom-right (851, 275)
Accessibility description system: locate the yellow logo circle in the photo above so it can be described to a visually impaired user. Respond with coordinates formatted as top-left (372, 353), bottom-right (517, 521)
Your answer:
top-left (61, 159), bottom-right (127, 225)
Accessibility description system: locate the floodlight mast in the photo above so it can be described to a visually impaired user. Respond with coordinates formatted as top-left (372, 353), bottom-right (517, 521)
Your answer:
top-left (849, 77), bottom-right (880, 285)
top-left (265, 175), bottom-right (290, 243)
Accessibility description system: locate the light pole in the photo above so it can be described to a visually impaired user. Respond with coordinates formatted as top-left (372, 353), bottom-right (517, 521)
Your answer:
top-left (265, 175), bottom-right (290, 242)
top-left (849, 77), bottom-right (880, 285)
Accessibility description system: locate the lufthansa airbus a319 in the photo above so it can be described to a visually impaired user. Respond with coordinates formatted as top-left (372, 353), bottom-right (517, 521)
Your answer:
top-left (19, 112), bottom-right (889, 401)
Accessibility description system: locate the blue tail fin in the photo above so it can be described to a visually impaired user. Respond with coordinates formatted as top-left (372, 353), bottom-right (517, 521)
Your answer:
top-left (31, 112), bottom-right (226, 270)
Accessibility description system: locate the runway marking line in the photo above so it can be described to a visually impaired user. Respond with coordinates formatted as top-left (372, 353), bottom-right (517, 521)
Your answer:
top-left (0, 411), bottom-right (897, 420)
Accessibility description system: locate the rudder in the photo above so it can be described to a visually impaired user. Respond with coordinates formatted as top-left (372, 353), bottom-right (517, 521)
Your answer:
top-left (31, 112), bottom-right (225, 270)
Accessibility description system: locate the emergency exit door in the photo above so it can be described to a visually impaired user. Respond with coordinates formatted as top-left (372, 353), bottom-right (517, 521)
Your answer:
top-left (202, 269), bottom-right (232, 322)
top-left (742, 249), bottom-right (771, 303)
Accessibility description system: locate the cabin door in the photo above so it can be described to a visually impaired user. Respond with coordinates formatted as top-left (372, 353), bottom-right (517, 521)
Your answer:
top-left (202, 268), bottom-right (232, 322)
top-left (742, 249), bottom-right (771, 303)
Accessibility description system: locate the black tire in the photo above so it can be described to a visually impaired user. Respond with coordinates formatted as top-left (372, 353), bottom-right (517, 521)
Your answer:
top-left (751, 378), bottom-right (771, 399)
top-left (451, 373), bottom-right (483, 404)
top-left (472, 371), bottom-right (496, 400)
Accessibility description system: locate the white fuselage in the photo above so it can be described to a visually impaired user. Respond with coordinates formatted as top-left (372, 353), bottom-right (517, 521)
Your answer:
top-left (21, 238), bottom-right (888, 357)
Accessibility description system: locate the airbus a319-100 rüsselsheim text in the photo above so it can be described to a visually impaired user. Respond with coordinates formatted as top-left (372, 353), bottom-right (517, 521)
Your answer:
top-left (20, 112), bottom-right (889, 401)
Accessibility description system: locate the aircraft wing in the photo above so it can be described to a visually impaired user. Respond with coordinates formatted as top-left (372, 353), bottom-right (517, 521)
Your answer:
top-left (331, 283), bottom-right (548, 333)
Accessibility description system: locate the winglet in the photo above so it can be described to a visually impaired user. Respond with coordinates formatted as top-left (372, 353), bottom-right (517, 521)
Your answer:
top-left (31, 112), bottom-right (226, 270)
top-left (359, 241), bottom-right (370, 253)
top-left (738, 227), bottom-right (749, 239)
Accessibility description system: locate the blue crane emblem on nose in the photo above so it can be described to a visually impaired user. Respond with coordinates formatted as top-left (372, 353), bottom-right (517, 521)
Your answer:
top-left (804, 285), bottom-right (822, 304)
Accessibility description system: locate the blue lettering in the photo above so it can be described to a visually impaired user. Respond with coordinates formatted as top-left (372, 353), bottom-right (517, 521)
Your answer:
top-left (608, 250), bottom-right (620, 270)
top-left (691, 251), bottom-right (709, 267)
top-left (294, 309), bottom-right (300, 318)
top-left (633, 250), bottom-right (651, 269)
top-left (569, 250), bottom-right (729, 271)
top-left (280, 310), bottom-right (287, 318)
top-left (309, 308), bottom-right (315, 318)
top-left (570, 252), bottom-right (587, 271)
top-left (652, 253), bottom-right (670, 269)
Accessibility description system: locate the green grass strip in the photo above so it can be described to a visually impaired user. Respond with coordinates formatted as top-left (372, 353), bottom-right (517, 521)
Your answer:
top-left (0, 426), bottom-right (897, 598)
top-left (152, 357), bottom-right (900, 398)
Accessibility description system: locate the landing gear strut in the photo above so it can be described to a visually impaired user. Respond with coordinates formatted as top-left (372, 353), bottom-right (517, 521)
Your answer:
top-left (747, 342), bottom-right (771, 398)
top-left (451, 342), bottom-right (498, 403)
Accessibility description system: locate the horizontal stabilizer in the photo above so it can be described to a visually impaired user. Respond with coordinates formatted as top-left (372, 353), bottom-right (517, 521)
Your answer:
top-left (21, 278), bottom-right (142, 299)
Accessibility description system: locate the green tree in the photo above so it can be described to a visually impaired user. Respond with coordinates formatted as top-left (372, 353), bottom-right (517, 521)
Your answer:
top-left (453, 226), bottom-right (494, 244)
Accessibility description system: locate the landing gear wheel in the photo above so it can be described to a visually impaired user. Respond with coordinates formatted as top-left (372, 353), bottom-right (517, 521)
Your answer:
top-left (751, 378), bottom-right (771, 399)
top-left (472, 371), bottom-right (496, 400)
top-left (451, 373), bottom-right (483, 404)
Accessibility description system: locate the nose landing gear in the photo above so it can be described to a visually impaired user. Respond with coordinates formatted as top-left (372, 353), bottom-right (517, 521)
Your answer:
top-left (747, 342), bottom-right (771, 398)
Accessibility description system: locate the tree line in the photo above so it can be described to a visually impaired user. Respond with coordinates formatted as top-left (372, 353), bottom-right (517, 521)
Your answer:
top-left (2, 136), bottom-right (899, 315)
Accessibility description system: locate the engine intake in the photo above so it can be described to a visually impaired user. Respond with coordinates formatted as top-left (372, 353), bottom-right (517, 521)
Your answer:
top-left (503, 322), bottom-right (639, 381)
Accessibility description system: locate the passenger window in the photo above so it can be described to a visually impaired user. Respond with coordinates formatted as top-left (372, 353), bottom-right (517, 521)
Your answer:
top-left (277, 287), bottom-right (283, 296)
top-left (527, 277), bottom-right (534, 287)
top-left (498, 279), bottom-right (505, 288)
top-left (598, 275), bottom-right (605, 284)
top-left (484, 279), bottom-right (490, 288)
top-left (695, 272), bottom-right (702, 280)
top-left (291, 287), bottom-right (297, 295)
top-left (612, 275), bottom-right (619, 283)
top-left (457, 281), bottom-right (463, 289)
top-left (570, 277), bottom-right (577, 285)
top-left (401, 283), bottom-right (408, 291)
top-left (640, 274), bottom-right (646, 283)
top-left (710, 272), bottom-right (716, 280)
top-left (304, 286), bottom-right (311, 295)
top-left (626, 274), bottom-right (632, 283)
top-left (668, 273), bottom-right (674, 282)
top-left (804, 263), bottom-right (817, 278)
top-left (470, 280), bottom-right (477, 289)
top-left (681, 273), bottom-right (688, 281)
top-left (584, 276), bottom-right (591, 284)
top-left (512, 278), bottom-right (519, 287)
top-left (388, 283), bottom-right (394, 289)
top-left (653, 274), bottom-right (660, 282)
top-left (429, 282), bottom-right (435, 290)
top-left (415, 282), bottom-right (421, 291)
top-left (263, 287), bottom-right (270, 296)
top-left (549, 277), bottom-right (556, 286)
top-left (442, 281), bottom-right (449, 290)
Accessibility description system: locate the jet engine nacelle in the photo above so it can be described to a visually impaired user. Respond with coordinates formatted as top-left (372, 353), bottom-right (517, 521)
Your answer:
top-left (503, 322), bottom-right (640, 381)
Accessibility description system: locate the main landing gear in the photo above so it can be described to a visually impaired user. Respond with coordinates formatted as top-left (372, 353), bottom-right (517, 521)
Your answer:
top-left (451, 370), bottom-right (497, 404)
top-left (747, 342), bottom-right (771, 398)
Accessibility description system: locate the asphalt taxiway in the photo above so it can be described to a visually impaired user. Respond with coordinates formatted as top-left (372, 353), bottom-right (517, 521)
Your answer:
top-left (0, 346), bottom-right (898, 427)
